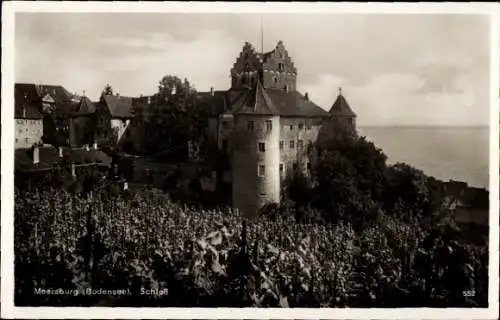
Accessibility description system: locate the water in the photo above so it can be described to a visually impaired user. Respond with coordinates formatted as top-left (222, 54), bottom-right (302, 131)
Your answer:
top-left (358, 126), bottom-right (490, 189)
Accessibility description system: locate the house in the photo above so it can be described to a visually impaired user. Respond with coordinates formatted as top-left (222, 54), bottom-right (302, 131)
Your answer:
top-left (14, 83), bottom-right (98, 148)
top-left (97, 93), bottom-right (135, 144)
top-left (14, 84), bottom-right (46, 149)
top-left (198, 40), bottom-right (357, 216)
top-left (15, 143), bottom-right (112, 188)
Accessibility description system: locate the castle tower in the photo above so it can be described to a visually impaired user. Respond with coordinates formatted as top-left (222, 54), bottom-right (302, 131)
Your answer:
top-left (232, 80), bottom-right (281, 217)
top-left (328, 87), bottom-right (357, 131)
top-left (230, 41), bottom-right (298, 92)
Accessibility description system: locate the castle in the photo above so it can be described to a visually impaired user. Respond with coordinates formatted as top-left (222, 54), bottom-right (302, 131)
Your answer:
top-left (14, 40), bottom-right (357, 216)
top-left (200, 40), bottom-right (357, 216)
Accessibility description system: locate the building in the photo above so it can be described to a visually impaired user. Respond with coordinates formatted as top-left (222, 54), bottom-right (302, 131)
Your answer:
top-left (15, 143), bottom-right (112, 189)
top-left (97, 94), bottom-right (135, 144)
top-left (14, 83), bottom-right (98, 148)
top-left (199, 40), bottom-right (358, 216)
top-left (14, 84), bottom-right (46, 149)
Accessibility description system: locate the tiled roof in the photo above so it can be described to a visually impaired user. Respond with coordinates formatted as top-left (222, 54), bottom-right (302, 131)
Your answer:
top-left (14, 84), bottom-right (43, 119)
top-left (198, 86), bottom-right (328, 118)
top-left (76, 96), bottom-right (96, 114)
top-left (15, 83), bottom-right (93, 119)
top-left (329, 93), bottom-right (356, 117)
top-left (232, 81), bottom-right (278, 116)
top-left (266, 90), bottom-right (328, 118)
top-left (15, 146), bottom-right (111, 173)
top-left (102, 94), bottom-right (134, 118)
top-left (197, 91), bottom-right (226, 117)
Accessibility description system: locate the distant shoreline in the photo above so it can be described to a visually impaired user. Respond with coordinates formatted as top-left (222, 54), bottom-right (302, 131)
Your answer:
top-left (359, 125), bottom-right (488, 129)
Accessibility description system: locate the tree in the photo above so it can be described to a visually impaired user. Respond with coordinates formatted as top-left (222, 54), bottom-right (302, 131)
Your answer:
top-left (139, 75), bottom-right (207, 156)
top-left (102, 84), bottom-right (113, 96)
top-left (313, 128), bottom-right (388, 226)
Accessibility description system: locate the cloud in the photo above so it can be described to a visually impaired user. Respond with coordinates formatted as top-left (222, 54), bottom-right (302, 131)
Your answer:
top-left (14, 12), bottom-right (490, 125)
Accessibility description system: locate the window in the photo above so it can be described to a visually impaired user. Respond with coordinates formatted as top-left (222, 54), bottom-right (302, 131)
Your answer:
top-left (258, 164), bottom-right (265, 177)
top-left (258, 142), bottom-right (266, 152)
top-left (289, 140), bottom-right (295, 149)
top-left (222, 139), bottom-right (228, 152)
top-left (265, 120), bottom-right (272, 132)
top-left (278, 63), bottom-right (284, 71)
top-left (293, 163), bottom-right (298, 171)
top-left (247, 120), bottom-right (254, 131)
top-left (297, 140), bottom-right (304, 150)
top-left (279, 140), bottom-right (284, 150)
top-left (307, 162), bottom-right (312, 172)
top-left (221, 121), bottom-right (229, 130)
top-left (348, 118), bottom-right (353, 125)
top-left (299, 123), bottom-right (304, 130)
top-left (279, 164), bottom-right (284, 175)
top-left (274, 77), bottom-right (278, 84)
top-left (289, 124), bottom-right (294, 131)
top-left (307, 122), bottom-right (312, 130)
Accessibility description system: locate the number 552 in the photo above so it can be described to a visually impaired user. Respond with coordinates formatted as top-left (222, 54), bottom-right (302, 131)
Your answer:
top-left (463, 290), bottom-right (475, 297)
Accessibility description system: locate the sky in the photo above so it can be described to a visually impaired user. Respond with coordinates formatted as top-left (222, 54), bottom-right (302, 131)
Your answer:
top-left (15, 13), bottom-right (491, 126)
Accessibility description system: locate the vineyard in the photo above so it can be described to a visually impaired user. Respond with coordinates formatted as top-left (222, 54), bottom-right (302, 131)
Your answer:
top-left (15, 186), bottom-right (488, 307)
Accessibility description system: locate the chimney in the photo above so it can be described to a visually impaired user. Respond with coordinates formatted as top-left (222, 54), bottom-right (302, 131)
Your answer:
top-left (33, 146), bottom-right (40, 164)
top-left (71, 163), bottom-right (76, 177)
top-left (210, 87), bottom-right (214, 96)
top-left (58, 146), bottom-right (63, 158)
top-left (147, 96), bottom-right (151, 105)
top-left (305, 92), bottom-right (309, 101)
top-left (93, 141), bottom-right (98, 150)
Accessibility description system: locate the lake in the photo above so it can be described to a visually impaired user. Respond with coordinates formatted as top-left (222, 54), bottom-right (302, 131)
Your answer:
top-left (358, 126), bottom-right (490, 189)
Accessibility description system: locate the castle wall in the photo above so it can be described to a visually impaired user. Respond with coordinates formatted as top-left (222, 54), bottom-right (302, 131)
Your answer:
top-left (15, 119), bottom-right (43, 149)
top-left (278, 117), bottom-right (322, 178)
top-left (232, 114), bottom-right (280, 217)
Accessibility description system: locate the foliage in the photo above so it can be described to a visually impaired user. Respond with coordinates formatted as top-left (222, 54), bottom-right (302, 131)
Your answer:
top-left (15, 187), bottom-right (488, 307)
top-left (136, 75), bottom-right (208, 156)
top-left (102, 84), bottom-right (113, 96)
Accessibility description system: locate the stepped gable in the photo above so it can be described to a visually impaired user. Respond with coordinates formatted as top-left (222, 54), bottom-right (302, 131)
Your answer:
top-left (329, 89), bottom-right (356, 118)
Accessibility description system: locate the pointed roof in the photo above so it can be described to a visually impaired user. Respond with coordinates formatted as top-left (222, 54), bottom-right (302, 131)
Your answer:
top-left (232, 80), bottom-right (278, 116)
top-left (101, 94), bottom-right (134, 118)
top-left (329, 88), bottom-right (356, 117)
top-left (76, 96), bottom-right (96, 114)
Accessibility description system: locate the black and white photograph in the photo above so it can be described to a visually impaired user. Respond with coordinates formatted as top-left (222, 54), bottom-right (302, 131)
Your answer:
top-left (1, 2), bottom-right (499, 319)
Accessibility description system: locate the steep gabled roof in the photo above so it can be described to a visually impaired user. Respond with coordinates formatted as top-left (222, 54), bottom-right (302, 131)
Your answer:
top-left (14, 84), bottom-right (43, 119)
top-left (102, 94), bottom-right (134, 118)
top-left (76, 96), bottom-right (96, 114)
top-left (231, 80), bottom-right (278, 116)
top-left (266, 90), bottom-right (328, 118)
top-left (329, 91), bottom-right (356, 117)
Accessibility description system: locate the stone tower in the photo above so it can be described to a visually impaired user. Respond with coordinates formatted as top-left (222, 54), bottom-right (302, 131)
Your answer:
top-left (230, 41), bottom-right (298, 92)
top-left (231, 80), bottom-right (281, 217)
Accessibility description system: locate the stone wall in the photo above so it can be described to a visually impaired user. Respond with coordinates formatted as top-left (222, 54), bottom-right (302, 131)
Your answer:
top-left (232, 114), bottom-right (281, 217)
top-left (15, 119), bottom-right (43, 149)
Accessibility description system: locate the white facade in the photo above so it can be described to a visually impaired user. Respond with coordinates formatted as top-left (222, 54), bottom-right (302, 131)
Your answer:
top-left (111, 118), bottom-right (131, 142)
top-left (15, 119), bottom-right (43, 149)
top-left (232, 114), bottom-right (281, 217)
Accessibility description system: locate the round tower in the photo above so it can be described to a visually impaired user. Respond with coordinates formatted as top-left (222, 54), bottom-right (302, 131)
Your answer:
top-left (232, 114), bottom-right (281, 217)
